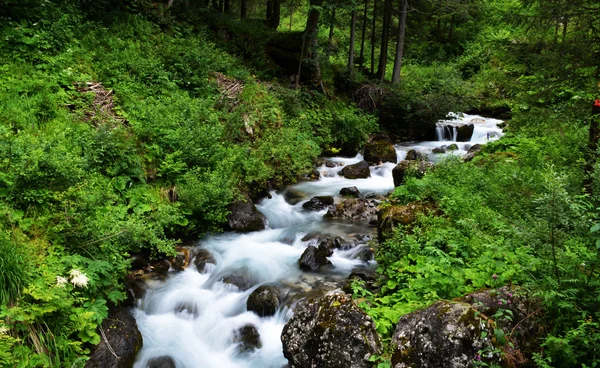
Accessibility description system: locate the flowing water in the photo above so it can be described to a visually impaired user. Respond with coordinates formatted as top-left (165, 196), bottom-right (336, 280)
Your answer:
top-left (132, 113), bottom-right (503, 368)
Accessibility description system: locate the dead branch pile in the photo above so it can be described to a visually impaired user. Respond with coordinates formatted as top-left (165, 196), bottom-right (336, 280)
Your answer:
top-left (355, 84), bottom-right (386, 112)
top-left (75, 81), bottom-right (126, 126)
top-left (213, 72), bottom-right (244, 102)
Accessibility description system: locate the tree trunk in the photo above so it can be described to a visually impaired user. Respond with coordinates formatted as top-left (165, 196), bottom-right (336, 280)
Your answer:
top-left (348, 9), bottom-right (357, 72)
top-left (370, 0), bottom-right (377, 75)
top-left (301, 0), bottom-right (325, 84)
top-left (211, 0), bottom-right (219, 11)
top-left (224, 0), bottom-right (230, 13)
top-left (241, 0), bottom-right (248, 19)
top-left (267, 0), bottom-right (273, 21)
top-left (270, 0), bottom-right (281, 29)
top-left (584, 104), bottom-right (600, 194)
top-left (448, 15), bottom-right (455, 43)
top-left (218, 0), bottom-right (223, 12)
top-left (377, 0), bottom-right (391, 81)
top-left (359, 0), bottom-right (369, 68)
top-left (391, 0), bottom-right (407, 83)
top-left (326, 7), bottom-right (336, 58)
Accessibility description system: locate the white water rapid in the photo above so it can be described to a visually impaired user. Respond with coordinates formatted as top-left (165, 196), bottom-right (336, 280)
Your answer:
top-left (132, 113), bottom-right (503, 368)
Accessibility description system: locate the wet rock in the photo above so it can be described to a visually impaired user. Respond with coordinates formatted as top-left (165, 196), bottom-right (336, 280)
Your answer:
top-left (339, 161), bottom-right (370, 179)
top-left (147, 356), bottom-right (176, 368)
top-left (192, 249), bottom-right (216, 273)
top-left (168, 247), bottom-right (190, 272)
top-left (365, 193), bottom-right (386, 201)
top-left (247, 285), bottom-right (281, 317)
top-left (324, 198), bottom-right (379, 223)
top-left (124, 272), bottom-right (147, 304)
top-left (405, 149), bottom-right (428, 161)
top-left (391, 300), bottom-right (495, 368)
top-left (130, 252), bottom-right (151, 270)
top-left (306, 168), bottom-right (320, 181)
top-left (340, 186), bottom-right (360, 197)
top-left (281, 290), bottom-right (382, 368)
top-left (343, 266), bottom-right (377, 294)
top-left (463, 144), bottom-right (483, 162)
top-left (85, 308), bottom-right (143, 368)
top-left (149, 259), bottom-right (171, 275)
top-left (356, 246), bottom-right (374, 262)
top-left (298, 246), bottom-right (332, 271)
top-left (325, 161), bottom-right (337, 168)
top-left (377, 202), bottom-right (439, 243)
top-left (456, 124), bottom-right (474, 142)
top-left (447, 143), bottom-right (459, 151)
top-left (227, 195), bottom-right (266, 232)
top-left (221, 268), bottom-right (256, 291)
top-left (302, 196), bottom-right (334, 211)
top-left (432, 147), bottom-right (446, 154)
top-left (233, 324), bottom-right (262, 353)
top-left (284, 189), bottom-right (307, 205)
top-left (363, 140), bottom-right (398, 165)
top-left (392, 160), bottom-right (434, 187)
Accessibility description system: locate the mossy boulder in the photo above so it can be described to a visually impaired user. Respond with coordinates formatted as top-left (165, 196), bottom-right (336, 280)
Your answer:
top-left (447, 143), bottom-right (459, 151)
top-left (247, 285), bottom-right (281, 317)
top-left (339, 160), bottom-right (371, 179)
top-left (227, 195), bottom-right (267, 232)
top-left (392, 160), bottom-right (434, 187)
top-left (405, 149), bottom-right (428, 161)
top-left (281, 290), bottom-right (382, 368)
top-left (340, 186), bottom-right (360, 197)
top-left (363, 140), bottom-right (397, 165)
top-left (168, 246), bottom-right (190, 272)
top-left (463, 144), bottom-right (483, 162)
top-left (377, 202), bottom-right (439, 243)
top-left (391, 301), bottom-right (495, 368)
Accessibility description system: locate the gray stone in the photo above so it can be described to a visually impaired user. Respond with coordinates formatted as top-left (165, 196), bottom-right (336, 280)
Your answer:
top-left (302, 196), bottom-right (334, 211)
top-left (298, 246), bottom-right (332, 271)
top-left (363, 140), bottom-right (398, 165)
top-left (247, 285), bottom-right (281, 317)
top-left (340, 161), bottom-right (370, 179)
top-left (147, 356), bottom-right (176, 368)
top-left (227, 195), bottom-right (266, 232)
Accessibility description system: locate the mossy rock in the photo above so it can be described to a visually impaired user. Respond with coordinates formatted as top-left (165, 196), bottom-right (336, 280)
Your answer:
top-left (363, 140), bottom-right (397, 165)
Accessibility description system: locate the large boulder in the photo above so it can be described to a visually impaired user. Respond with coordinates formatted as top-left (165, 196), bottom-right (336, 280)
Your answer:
top-left (391, 301), bottom-right (496, 368)
top-left (227, 195), bottom-right (267, 232)
top-left (324, 198), bottom-right (379, 223)
top-left (298, 246), bottom-right (332, 271)
top-left (392, 160), bottom-right (434, 187)
top-left (456, 124), bottom-right (474, 142)
top-left (247, 285), bottom-right (281, 317)
top-left (85, 308), bottom-right (143, 368)
top-left (363, 140), bottom-right (398, 165)
top-left (377, 202), bottom-right (439, 243)
top-left (339, 161), bottom-right (371, 179)
top-left (147, 356), bottom-right (176, 368)
top-left (281, 290), bottom-right (382, 368)
top-left (463, 144), bottom-right (483, 162)
top-left (302, 196), bottom-right (334, 211)
top-left (340, 186), bottom-right (360, 197)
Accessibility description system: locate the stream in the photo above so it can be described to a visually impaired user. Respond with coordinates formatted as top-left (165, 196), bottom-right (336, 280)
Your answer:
top-left (132, 113), bottom-right (504, 368)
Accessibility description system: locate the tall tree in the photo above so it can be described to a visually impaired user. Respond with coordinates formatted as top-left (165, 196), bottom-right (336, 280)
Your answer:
top-left (326, 6), bottom-right (337, 58)
top-left (270, 0), bottom-right (281, 29)
top-left (391, 0), bottom-right (407, 83)
top-left (224, 0), bottom-right (230, 13)
top-left (241, 0), bottom-right (248, 19)
top-left (348, 8), bottom-right (357, 72)
top-left (370, 0), bottom-right (377, 75)
top-left (297, 0), bottom-right (325, 86)
top-left (376, 0), bottom-right (391, 81)
top-left (358, 0), bottom-right (369, 68)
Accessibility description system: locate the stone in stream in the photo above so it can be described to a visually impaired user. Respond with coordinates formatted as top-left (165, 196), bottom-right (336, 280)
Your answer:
top-left (147, 356), bottom-right (176, 368)
top-left (340, 186), bottom-right (360, 197)
top-left (174, 301), bottom-right (200, 318)
top-left (463, 144), bottom-right (483, 162)
top-left (192, 249), bottom-right (216, 273)
top-left (247, 285), bottom-right (281, 317)
top-left (324, 198), bottom-right (379, 224)
top-left (456, 123), bottom-right (474, 142)
top-left (405, 149), bottom-right (428, 161)
top-left (446, 143), bottom-right (459, 151)
top-left (392, 160), bottom-right (434, 187)
top-left (283, 188), bottom-right (307, 205)
top-left (302, 196), bottom-right (334, 211)
top-left (233, 324), bottom-right (262, 353)
top-left (221, 268), bottom-right (257, 291)
top-left (298, 246), bottom-right (333, 271)
top-left (339, 160), bottom-right (370, 179)
top-left (85, 308), bottom-right (143, 368)
top-left (432, 147), bottom-right (446, 154)
top-left (168, 247), bottom-right (190, 272)
top-left (281, 290), bottom-right (382, 368)
top-left (363, 139), bottom-right (398, 165)
top-left (227, 195), bottom-right (266, 232)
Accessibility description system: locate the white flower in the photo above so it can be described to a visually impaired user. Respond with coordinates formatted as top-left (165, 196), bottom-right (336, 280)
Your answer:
top-left (56, 276), bottom-right (68, 288)
top-left (69, 269), bottom-right (89, 288)
top-left (0, 326), bottom-right (8, 335)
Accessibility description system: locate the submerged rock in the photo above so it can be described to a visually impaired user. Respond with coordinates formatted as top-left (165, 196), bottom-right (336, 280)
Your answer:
top-left (192, 249), bottom-right (216, 273)
top-left (227, 195), bottom-right (267, 232)
top-left (233, 324), bottom-right (262, 353)
top-left (340, 186), bottom-right (360, 197)
top-left (302, 196), bottom-right (334, 211)
top-left (85, 308), bottom-right (143, 368)
top-left (298, 246), bottom-right (332, 271)
top-left (281, 290), bottom-right (382, 368)
top-left (363, 140), bottom-right (397, 165)
top-left (392, 160), bottom-right (434, 187)
top-left (147, 356), bottom-right (176, 368)
top-left (247, 285), bottom-right (281, 317)
top-left (339, 160), bottom-right (371, 179)
top-left (221, 268), bottom-right (256, 291)
top-left (324, 198), bottom-right (379, 223)
top-left (391, 301), bottom-right (495, 368)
